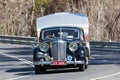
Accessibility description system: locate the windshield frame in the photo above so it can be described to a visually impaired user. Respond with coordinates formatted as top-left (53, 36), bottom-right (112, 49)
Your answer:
top-left (41, 27), bottom-right (82, 40)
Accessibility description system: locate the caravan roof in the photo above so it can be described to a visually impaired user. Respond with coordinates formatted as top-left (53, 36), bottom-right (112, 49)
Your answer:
top-left (36, 12), bottom-right (89, 37)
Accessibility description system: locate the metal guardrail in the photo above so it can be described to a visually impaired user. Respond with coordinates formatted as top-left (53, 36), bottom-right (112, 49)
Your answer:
top-left (0, 35), bottom-right (120, 52)
top-left (90, 41), bottom-right (120, 52)
top-left (0, 35), bottom-right (37, 45)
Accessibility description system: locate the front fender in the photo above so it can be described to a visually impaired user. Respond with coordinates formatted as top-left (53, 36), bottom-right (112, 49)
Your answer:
top-left (33, 47), bottom-right (40, 61)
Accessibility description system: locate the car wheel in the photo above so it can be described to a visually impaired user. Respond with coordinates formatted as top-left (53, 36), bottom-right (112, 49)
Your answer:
top-left (35, 65), bottom-right (46, 74)
top-left (85, 64), bottom-right (88, 69)
top-left (78, 64), bottom-right (85, 71)
top-left (35, 65), bottom-right (41, 74)
top-left (85, 57), bottom-right (88, 69)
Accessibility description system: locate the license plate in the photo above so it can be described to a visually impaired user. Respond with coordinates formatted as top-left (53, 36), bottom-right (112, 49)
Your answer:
top-left (52, 61), bottom-right (65, 65)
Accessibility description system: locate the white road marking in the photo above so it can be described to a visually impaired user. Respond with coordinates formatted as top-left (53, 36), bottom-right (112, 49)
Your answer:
top-left (90, 72), bottom-right (120, 80)
top-left (0, 52), bottom-right (34, 67)
top-left (5, 76), bottom-right (31, 80)
top-left (0, 52), bottom-right (34, 80)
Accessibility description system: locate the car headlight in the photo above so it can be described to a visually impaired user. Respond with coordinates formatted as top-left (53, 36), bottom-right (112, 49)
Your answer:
top-left (69, 42), bottom-right (78, 52)
top-left (39, 42), bottom-right (49, 52)
top-left (80, 50), bottom-right (85, 57)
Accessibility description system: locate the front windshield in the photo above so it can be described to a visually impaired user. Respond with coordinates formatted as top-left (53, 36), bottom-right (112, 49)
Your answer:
top-left (42, 28), bottom-right (80, 39)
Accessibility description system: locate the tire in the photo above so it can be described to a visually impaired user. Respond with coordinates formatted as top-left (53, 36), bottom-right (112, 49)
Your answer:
top-left (35, 65), bottom-right (46, 74)
top-left (78, 64), bottom-right (85, 71)
top-left (35, 65), bottom-right (41, 74)
top-left (85, 64), bottom-right (88, 69)
top-left (85, 57), bottom-right (89, 69)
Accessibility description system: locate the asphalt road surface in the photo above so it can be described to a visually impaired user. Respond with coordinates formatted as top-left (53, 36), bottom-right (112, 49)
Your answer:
top-left (0, 43), bottom-right (120, 80)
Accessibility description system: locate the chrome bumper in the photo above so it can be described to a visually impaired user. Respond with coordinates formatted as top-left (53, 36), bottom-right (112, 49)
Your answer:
top-left (33, 60), bottom-right (85, 66)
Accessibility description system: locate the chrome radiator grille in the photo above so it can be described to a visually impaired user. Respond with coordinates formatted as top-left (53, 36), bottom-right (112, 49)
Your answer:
top-left (51, 40), bottom-right (66, 61)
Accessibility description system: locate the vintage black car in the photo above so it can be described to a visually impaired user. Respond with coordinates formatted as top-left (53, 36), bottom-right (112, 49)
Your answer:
top-left (33, 26), bottom-right (90, 74)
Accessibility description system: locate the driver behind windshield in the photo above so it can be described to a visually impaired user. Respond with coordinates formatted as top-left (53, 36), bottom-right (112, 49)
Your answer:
top-left (45, 32), bottom-right (52, 39)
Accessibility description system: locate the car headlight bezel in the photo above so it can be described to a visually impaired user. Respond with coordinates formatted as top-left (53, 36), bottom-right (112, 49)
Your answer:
top-left (39, 42), bottom-right (49, 52)
top-left (69, 42), bottom-right (78, 52)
